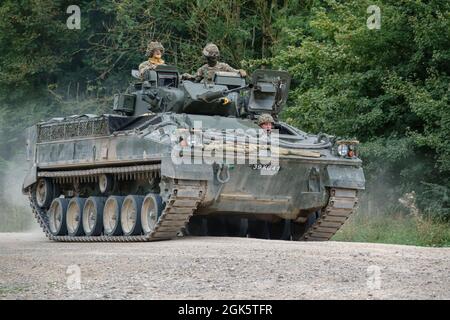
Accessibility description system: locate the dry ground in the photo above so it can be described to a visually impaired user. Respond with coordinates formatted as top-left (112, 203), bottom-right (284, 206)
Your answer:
top-left (0, 232), bottom-right (449, 299)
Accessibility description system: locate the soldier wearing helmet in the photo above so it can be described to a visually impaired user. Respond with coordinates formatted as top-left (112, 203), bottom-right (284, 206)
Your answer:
top-left (185, 43), bottom-right (247, 83)
top-left (258, 113), bottom-right (275, 132)
top-left (138, 41), bottom-right (166, 79)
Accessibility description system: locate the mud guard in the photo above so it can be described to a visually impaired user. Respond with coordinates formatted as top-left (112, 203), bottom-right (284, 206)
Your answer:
top-left (22, 164), bottom-right (37, 193)
top-left (324, 165), bottom-right (365, 190)
top-left (161, 155), bottom-right (214, 180)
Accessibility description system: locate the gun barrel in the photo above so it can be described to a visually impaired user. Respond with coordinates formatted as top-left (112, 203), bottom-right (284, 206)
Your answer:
top-left (198, 84), bottom-right (253, 103)
top-left (224, 83), bottom-right (253, 95)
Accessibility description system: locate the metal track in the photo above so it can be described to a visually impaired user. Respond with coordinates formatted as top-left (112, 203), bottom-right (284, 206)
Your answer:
top-left (29, 165), bottom-right (205, 242)
top-left (302, 188), bottom-right (358, 241)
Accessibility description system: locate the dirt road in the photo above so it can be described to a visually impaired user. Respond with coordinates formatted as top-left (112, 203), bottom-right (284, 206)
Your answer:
top-left (0, 232), bottom-right (448, 299)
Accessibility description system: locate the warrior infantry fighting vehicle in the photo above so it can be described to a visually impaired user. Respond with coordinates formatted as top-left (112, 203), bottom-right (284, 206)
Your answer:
top-left (22, 65), bottom-right (365, 242)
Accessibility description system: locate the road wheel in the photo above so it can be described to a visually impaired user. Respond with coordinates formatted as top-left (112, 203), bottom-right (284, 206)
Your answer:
top-left (291, 221), bottom-right (308, 241)
top-left (98, 174), bottom-right (114, 194)
top-left (291, 211), bottom-right (321, 240)
top-left (269, 220), bottom-right (291, 240)
top-left (47, 198), bottom-right (69, 236)
top-left (82, 197), bottom-right (106, 236)
top-left (121, 195), bottom-right (144, 236)
top-left (66, 197), bottom-right (86, 236)
top-left (34, 178), bottom-right (54, 208)
top-left (186, 216), bottom-right (207, 236)
top-left (239, 218), bottom-right (249, 237)
top-left (247, 219), bottom-right (269, 239)
top-left (225, 217), bottom-right (247, 237)
top-left (103, 196), bottom-right (125, 236)
top-left (206, 217), bottom-right (227, 236)
top-left (141, 193), bottom-right (164, 235)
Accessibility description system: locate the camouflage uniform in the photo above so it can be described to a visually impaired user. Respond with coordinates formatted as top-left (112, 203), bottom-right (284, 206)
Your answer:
top-left (193, 43), bottom-right (246, 83)
top-left (195, 62), bottom-right (240, 83)
top-left (139, 41), bottom-right (165, 79)
top-left (257, 113), bottom-right (275, 126)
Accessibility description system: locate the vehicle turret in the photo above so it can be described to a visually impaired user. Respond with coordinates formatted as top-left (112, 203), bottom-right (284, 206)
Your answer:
top-left (113, 66), bottom-right (291, 119)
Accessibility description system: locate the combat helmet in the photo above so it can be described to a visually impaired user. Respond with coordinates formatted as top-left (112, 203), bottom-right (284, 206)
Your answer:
top-left (146, 41), bottom-right (165, 57)
top-left (202, 43), bottom-right (220, 58)
top-left (257, 113), bottom-right (275, 126)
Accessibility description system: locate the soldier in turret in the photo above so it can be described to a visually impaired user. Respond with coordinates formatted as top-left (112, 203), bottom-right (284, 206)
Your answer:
top-left (258, 113), bottom-right (275, 132)
top-left (139, 41), bottom-right (166, 79)
top-left (183, 43), bottom-right (246, 83)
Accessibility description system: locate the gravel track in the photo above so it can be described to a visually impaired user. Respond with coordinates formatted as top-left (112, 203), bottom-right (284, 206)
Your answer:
top-left (0, 232), bottom-right (449, 300)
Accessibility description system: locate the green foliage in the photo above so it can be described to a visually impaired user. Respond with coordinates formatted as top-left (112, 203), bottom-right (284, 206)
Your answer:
top-left (0, 0), bottom-right (77, 89)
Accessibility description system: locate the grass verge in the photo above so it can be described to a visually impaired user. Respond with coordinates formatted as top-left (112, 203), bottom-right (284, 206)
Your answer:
top-left (333, 212), bottom-right (450, 247)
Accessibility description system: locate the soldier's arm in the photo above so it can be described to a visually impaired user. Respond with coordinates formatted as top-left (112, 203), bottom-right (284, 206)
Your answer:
top-left (138, 61), bottom-right (149, 78)
top-left (222, 63), bottom-right (247, 77)
top-left (194, 66), bottom-right (205, 82)
top-left (181, 73), bottom-right (195, 81)
top-left (139, 61), bottom-right (159, 80)
top-left (221, 63), bottom-right (238, 72)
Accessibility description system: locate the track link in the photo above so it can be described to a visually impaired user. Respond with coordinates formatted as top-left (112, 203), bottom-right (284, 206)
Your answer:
top-left (302, 188), bottom-right (358, 241)
top-left (29, 165), bottom-right (205, 242)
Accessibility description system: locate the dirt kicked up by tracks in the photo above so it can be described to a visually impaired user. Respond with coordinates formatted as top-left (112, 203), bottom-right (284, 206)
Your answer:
top-left (0, 232), bottom-right (449, 300)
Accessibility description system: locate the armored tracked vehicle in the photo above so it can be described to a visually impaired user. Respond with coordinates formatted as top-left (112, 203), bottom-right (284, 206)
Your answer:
top-left (22, 65), bottom-right (365, 242)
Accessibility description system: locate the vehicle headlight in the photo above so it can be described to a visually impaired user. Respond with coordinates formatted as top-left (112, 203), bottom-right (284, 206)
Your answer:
top-left (337, 144), bottom-right (349, 156)
top-left (336, 140), bottom-right (359, 158)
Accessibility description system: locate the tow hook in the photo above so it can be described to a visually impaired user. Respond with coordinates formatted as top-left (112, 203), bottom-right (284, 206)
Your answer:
top-left (216, 164), bottom-right (231, 184)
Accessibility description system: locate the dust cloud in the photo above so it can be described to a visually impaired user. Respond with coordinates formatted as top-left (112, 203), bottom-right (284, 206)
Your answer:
top-left (0, 154), bottom-right (38, 232)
